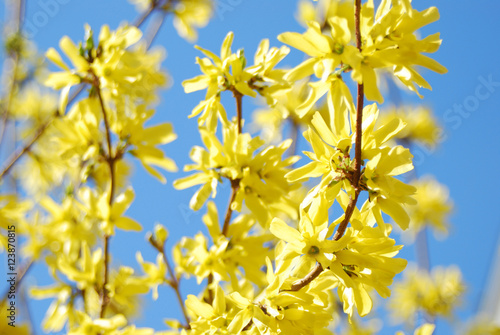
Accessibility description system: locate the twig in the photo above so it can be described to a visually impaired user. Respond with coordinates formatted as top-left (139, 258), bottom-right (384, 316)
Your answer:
top-left (93, 75), bottom-right (115, 318)
top-left (286, 0), bottom-right (365, 292)
top-left (150, 238), bottom-right (191, 329)
top-left (221, 179), bottom-right (240, 236)
top-left (0, 259), bottom-right (33, 305)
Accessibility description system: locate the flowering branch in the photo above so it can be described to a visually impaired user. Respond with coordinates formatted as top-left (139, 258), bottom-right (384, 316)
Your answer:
top-left (93, 75), bottom-right (115, 318)
top-left (0, 3), bottom-right (163, 181)
top-left (287, 0), bottom-right (365, 292)
top-left (149, 235), bottom-right (191, 329)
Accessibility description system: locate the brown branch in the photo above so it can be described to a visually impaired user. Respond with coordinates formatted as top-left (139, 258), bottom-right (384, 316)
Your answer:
top-left (221, 179), bottom-right (240, 236)
top-left (286, 0), bottom-right (365, 292)
top-left (94, 75), bottom-right (115, 318)
top-left (149, 238), bottom-right (191, 329)
top-left (289, 263), bottom-right (324, 291)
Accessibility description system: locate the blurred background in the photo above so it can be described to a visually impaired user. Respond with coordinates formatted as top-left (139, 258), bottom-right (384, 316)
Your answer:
top-left (1, 0), bottom-right (499, 333)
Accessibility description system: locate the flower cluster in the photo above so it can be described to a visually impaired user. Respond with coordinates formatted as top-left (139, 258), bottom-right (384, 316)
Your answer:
top-left (0, 1), bottom-right (474, 335)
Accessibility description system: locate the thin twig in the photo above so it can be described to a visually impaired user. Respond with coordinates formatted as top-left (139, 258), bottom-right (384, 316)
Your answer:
top-left (93, 76), bottom-right (115, 318)
top-left (145, 11), bottom-right (167, 49)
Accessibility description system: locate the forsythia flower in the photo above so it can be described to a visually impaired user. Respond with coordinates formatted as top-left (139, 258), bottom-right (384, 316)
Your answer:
top-left (406, 176), bottom-right (453, 238)
top-left (353, 0), bottom-right (447, 102)
top-left (379, 105), bottom-right (442, 148)
top-left (271, 193), bottom-right (407, 318)
top-left (282, 0), bottom-right (446, 104)
top-left (45, 24), bottom-right (167, 103)
top-left (79, 187), bottom-right (142, 235)
top-left (389, 265), bottom-right (465, 324)
top-left (287, 104), bottom-right (416, 229)
top-left (169, 0), bottom-right (213, 42)
top-left (175, 202), bottom-right (271, 286)
top-left (296, 0), bottom-right (354, 31)
top-left (183, 32), bottom-right (289, 131)
top-left (174, 122), bottom-right (299, 225)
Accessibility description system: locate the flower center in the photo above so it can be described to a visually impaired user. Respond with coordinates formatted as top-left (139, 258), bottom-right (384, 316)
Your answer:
top-left (307, 245), bottom-right (320, 255)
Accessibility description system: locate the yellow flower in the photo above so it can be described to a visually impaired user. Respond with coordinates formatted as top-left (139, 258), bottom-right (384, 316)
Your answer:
top-left (117, 103), bottom-right (178, 184)
top-left (174, 122), bottom-right (299, 225)
top-left (379, 105), bottom-right (442, 148)
top-left (170, 0), bottom-right (213, 42)
top-left (174, 203), bottom-right (271, 286)
top-left (296, 0), bottom-right (354, 32)
top-left (406, 176), bottom-right (453, 238)
top-left (389, 265), bottom-right (465, 324)
top-left (270, 193), bottom-right (351, 272)
top-left (396, 324), bottom-right (436, 335)
top-left (45, 24), bottom-right (167, 103)
top-left (30, 283), bottom-right (76, 332)
top-left (185, 285), bottom-right (229, 332)
top-left (279, 19), bottom-right (362, 83)
top-left (287, 104), bottom-right (416, 229)
top-left (352, 0), bottom-right (447, 102)
top-left (183, 32), bottom-right (289, 131)
top-left (136, 252), bottom-right (167, 300)
top-left (79, 186), bottom-right (142, 235)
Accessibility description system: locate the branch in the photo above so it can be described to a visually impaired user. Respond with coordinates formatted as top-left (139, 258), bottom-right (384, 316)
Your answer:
top-left (94, 75), bottom-right (115, 318)
top-left (221, 179), bottom-right (240, 236)
top-left (0, 84), bottom-right (85, 180)
top-left (286, 0), bottom-right (365, 292)
top-left (0, 0), bottom-right (163, 180)
top-left (149, 237), bottom-right (191, 329)
top-left (221, 90), bottom-right (243, 235)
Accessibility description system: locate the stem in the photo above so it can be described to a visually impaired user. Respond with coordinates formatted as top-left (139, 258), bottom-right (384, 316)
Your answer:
top-left (94, 76), bottom-right (115, 317)
top-left (222, 179), bottom-right (240, 236)
top-left (221, 90), bottom-right (244, 235)
top-left (100, 235), bottom-right (111, 318)
top-left (207, 89), bottom-right (244, 301)
top-left (234, 91), bottom-right (243, 134)
top-left (286, 0), bottom-right (365, 292)
top-left (134, 4), bottom-right (156, 28)
top-left (145, 11), bottom-right (167, 49)
top-left (150, 239), bottom-right (191, 329)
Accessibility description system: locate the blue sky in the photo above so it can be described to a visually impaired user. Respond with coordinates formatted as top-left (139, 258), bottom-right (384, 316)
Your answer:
top-left (1, 0), bottom-right (500, 333)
